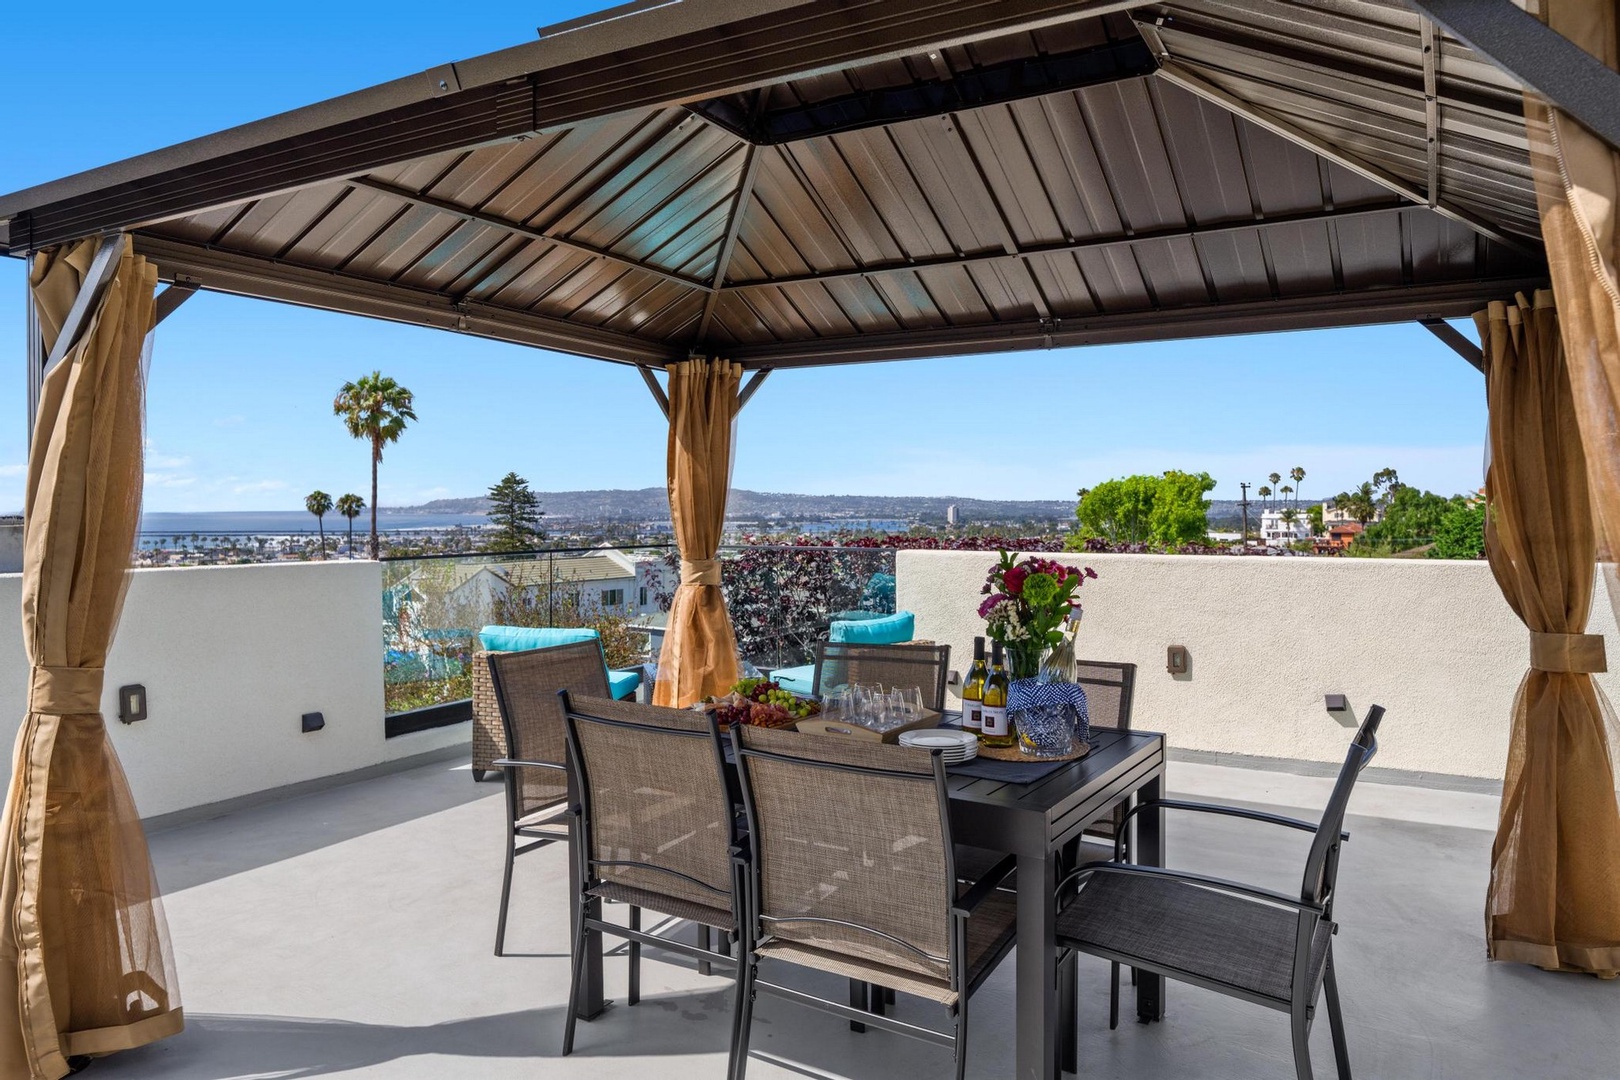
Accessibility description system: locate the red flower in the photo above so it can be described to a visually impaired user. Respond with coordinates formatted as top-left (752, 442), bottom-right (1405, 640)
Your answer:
top-left (1003, 565), bottom-right (1029, 595)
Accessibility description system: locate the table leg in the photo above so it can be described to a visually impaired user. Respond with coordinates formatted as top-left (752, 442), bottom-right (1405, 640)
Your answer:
top-left (1015, 849), bottom-right (1059, 1080)
top-left (567, 773), bottom-right (605, 1020)
top-left (1135, 771), bottom-right (1165, 1023)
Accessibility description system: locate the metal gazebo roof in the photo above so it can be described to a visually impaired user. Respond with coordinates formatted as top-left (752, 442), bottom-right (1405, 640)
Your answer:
top-left (3, 0), bottom-right (1597, 373)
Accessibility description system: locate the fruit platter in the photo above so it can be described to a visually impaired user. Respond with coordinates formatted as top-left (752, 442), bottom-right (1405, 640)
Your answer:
top-left (703, 678), bottom-right (821, 732)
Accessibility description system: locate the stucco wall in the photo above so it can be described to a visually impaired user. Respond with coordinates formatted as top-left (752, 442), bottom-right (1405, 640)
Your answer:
top-left (0, 562), bottom-right (467, 818)
top-left (897, 551), bottom-right (1620, 780)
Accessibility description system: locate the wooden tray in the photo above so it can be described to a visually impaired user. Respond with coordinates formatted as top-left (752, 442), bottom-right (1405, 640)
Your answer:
top-left (796, 709), bottom-right (942, 743)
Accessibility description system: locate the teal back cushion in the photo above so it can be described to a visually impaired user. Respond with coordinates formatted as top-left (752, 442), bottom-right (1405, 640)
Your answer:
top-left (828, 611), bottom-right (914, 644)
top-left (829, 609), bottom-right (887, 624)
top-left (478, 625), bottom-right (599, 653)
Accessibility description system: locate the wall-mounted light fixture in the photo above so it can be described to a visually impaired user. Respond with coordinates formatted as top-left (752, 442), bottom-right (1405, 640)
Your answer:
top-left (301, 712), bottom-right (325, 734)
top-left (118, 684), bottom-right (147, 725)
top-left (1166, 645), bottom-right (1189, 676)
top-left (1325, 694), bottom-right (1349, 713)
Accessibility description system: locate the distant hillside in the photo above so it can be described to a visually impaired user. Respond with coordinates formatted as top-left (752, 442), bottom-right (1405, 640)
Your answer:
top-left (387, 488), bottom-right (1076, 523)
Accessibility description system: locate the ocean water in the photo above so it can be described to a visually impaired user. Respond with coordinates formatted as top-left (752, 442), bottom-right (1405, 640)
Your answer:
top-left (138, 510), bottom-right (488, 537)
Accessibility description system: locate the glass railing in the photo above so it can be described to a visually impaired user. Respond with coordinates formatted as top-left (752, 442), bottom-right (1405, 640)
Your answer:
top-left (381, 542), bottom-right (897, 714)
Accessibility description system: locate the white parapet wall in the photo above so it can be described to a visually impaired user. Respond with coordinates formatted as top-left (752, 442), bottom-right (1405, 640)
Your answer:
top-left (897, 550), bottom-right (1620, 781)
top-left (0, 562), bottom-right (467, 819)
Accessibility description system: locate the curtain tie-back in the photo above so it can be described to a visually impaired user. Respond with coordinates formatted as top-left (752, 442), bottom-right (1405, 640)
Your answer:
top-left (27, 665), bottom-right (105, 714)
top-left (1529, 632), bottom-right (1608, 673)
top-left (680, 559), bottom-right (722, 586)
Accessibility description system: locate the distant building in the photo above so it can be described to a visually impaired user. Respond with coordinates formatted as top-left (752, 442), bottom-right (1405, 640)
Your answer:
top-left (1322, 501), bottom-right (1382, 527)
top-left (404, 548), bottom-right (666, 629)
top-left (1317, 522), bottom-right (1365, 554)
top-left (1259, 510), bottom-right (1310, 546)
top-left (946, 504), bottom-right (960, 526)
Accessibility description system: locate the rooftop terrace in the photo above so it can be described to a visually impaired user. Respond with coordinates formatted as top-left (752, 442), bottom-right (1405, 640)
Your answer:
top-left (101, 752), bottom-right (1615, 1080)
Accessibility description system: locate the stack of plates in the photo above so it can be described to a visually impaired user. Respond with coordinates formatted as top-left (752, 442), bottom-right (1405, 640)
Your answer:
top-left (898, 728), bottom-right (979, 764)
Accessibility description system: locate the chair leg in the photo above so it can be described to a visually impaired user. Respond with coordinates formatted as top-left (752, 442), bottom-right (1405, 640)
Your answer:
top-left (562, 902), bottom-right (590, 1056)
top-left (1109, 961), bottom-right (1120, 1031)
top-left (1289, 1001), bottom-right (1316, 1080)
top-left (731, 959), bottom-right (759, 1080)
top-left (494, 830), bottom-right (516, 957)
top-left (848, 980), bottom-right (869, 1033)
top-left (884, 986), bottom-right (896, 1005)
top-left (628, 906), bottom-right (641, 1006)
top-left (953, 982), bottom-right (970, 1080)
top-left (1324, 955), bottom-right (1352, 1080)
top-left (699, 925), bottom-right (714, 977)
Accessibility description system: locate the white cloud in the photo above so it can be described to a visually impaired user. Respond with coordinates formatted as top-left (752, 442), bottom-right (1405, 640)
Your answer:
top-left (144, 473), bottom-right (197, 488)
top-left (145, 453), bottom-right (191, 470)
top-left (0, 464), bottom-right (23, 478)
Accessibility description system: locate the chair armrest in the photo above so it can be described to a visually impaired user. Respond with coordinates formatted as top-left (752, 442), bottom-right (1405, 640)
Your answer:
top-left (952, 853), bottom-right (1017, 917)
top-left (1121, 799), bottom-right (1349, 843)
top-left (1057, 861), bottom-right (1324, 914)
top-left (491, 758), bottom-right (566, 772)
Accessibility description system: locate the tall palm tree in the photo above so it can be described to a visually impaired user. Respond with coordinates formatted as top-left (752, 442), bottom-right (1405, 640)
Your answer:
top-left (333, 372), bottom-right (417, 558)
top-left (1280, 484), bottom-right (1293, 507)
top-left (305, 490), bottom-right (333, 559)
top-left (1258, 484), bottom-right (1272, 509)
top-left (1290, 466), bottom-right (1306, 509)
top-left (335, 493), bottom-right (366, 556)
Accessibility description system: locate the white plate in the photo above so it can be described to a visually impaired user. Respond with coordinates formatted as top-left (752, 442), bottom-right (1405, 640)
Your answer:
top-left (900, 730), bottom-right (978, 751)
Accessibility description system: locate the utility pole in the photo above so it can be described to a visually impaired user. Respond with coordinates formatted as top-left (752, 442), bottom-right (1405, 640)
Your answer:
top-left (1239, 482), bottom-right (1252, 548)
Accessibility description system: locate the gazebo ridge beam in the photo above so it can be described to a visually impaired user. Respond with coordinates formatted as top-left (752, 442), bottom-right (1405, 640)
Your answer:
top-left (1408, 0), bottom-right (1620, 153)
top-left (0, 0), bottom-right (1142, 254)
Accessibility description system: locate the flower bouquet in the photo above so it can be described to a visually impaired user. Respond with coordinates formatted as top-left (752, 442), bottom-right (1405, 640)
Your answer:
top-left (978, 551), bottom-right (1097, 757)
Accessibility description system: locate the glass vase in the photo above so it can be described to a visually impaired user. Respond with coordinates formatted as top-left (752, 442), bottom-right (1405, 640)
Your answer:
top-left (1004, 641), bottom-right (1045, 681)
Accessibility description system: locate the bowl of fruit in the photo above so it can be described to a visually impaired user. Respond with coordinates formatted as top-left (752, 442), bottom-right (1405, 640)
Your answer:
top-left (704, 678), bottom-right (821, 732)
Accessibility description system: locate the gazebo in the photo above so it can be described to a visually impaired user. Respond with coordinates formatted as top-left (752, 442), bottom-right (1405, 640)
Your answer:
top-left (2, 1), bottom-right (1618, 1077)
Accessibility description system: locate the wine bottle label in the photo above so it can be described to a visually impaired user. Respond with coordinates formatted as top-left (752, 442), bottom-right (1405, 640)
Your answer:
top-left (980, 705), bottom-right (1009, 737)
top-left (962, 703), bottom-right (982, 730)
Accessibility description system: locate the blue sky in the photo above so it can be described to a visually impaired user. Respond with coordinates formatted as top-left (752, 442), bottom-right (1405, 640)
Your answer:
top-left (0, 1), bottom-right (1489, 514)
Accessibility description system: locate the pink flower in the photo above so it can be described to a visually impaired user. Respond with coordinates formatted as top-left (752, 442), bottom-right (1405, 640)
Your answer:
top-left (1003, 565), bottom-right (1029, 595)
top-left (978, 593), bottom-right (1010, 618)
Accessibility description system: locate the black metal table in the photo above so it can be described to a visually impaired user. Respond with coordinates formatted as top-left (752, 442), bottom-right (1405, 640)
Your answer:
top-left (568, 726), bottom-right (1167, 1080)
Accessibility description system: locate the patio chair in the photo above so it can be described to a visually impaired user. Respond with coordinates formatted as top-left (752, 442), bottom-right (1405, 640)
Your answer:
top-left (559, 694), bottom-right (746, 1064)
top-left (485, 641), bottom-right (610, 956)
top-left (1057, 705), bottom-right (1385, 1080)
top-left (730, 725), bottom-right (1017, 1080)
top-left (810, 640), bottom-right (952, 712)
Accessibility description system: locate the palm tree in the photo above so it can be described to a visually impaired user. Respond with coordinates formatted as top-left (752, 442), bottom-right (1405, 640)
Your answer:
top-left (1290, 466), bottom-right (1306, 509)
top-left (1280, 484), bottom-right (1293, 507)
top-left (1258, 484), bottom-right (1273, 509)
top-left (335, 493), bottom-right (366, 556)
top-left (1268, 472), bottom-right (1282, 498)
top-left (305, 490), bottom-right (334, 559)
top-left (333, 372), bottom-right (417, 558)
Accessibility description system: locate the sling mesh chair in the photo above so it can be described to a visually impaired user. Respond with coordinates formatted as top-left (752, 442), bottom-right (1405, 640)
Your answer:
top-left (730, 725), bottom-right (1018, 1080)
top-left (559, 693), bottom-right (746, 1064)
top-left (811, 641), bottom-right (952, 712)
top-left (486, 641), bottom-right (610, 956)
top-left (1056, 705), bottom-right (1384, 1080)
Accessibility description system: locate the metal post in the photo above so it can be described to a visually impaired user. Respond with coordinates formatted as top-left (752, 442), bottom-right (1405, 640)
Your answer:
top-left (25, 277), bottom-right (42, 455)
top-left (1239, 482), bottom-right (1252, 548)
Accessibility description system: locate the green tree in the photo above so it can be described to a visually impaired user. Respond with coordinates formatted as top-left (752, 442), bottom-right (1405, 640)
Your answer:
top-left (486, 472), bottom-right (545, 552)
top-left (1334, 482), bottom-right (1379, 527)
top-left (1257, 484), bottom-right (1272, 509)
top-left (1429, 500), bottom-right (1487, 559)
top-left (1307, 503), bottom-right (1325, 535)
top-left (1074, 470), bottom-right (1213, 548)
top-left (334, 371), bottom-right (417, 558)
top-left (335, 493), bottom-right (366, 556)
top-left (305, 490), bottom-right (333, 560)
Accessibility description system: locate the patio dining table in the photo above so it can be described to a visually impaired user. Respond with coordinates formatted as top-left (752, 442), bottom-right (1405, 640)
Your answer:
top-left (568, 723), bottom-right (1168, 1080)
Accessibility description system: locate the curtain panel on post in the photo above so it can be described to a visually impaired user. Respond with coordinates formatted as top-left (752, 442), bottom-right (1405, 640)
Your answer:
top-left (1526, 0), bottom-right (1620, 609)
top-left (0, 235), bottom-right (182, 1079)
top-left (652, 358), bottom-right (742, 708)
top-left (1477, 292), bottom-right (1620, 979)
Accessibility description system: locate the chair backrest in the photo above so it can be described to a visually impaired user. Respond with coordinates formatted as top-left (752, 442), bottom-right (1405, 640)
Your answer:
top-left (811, 641), bottom-right (952, 712)
top-left (733, 725), bottom-right (956, 984)
top-left (487, 641), bottom-right (611, 817)
top-left (1072, 660), bottom-right (1136, 731)
top-left (1300, 705), bottom-right (1384, 909)
top-left (562, 694), bottom-right (740, 918)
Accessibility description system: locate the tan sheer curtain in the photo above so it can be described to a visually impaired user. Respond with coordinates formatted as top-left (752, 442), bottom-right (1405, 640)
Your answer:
top-left (0, 235), bottom-right (182, 1078)
top-left (653, 358), bottom-right (741, 707)
top-left (1478, 292), bottom-right (1620, 978)
top-left (1526, 0), bottom-right (1620, 596)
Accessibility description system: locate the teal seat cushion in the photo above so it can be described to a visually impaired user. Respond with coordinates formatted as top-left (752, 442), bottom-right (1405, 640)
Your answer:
top-left (828, 611), bottom-right (914, 645)
top-left (608, 669), bottom-right (641, 700)
top-left (772, 664), bottom-right (815, 696)
top-left (478, 625), bottom-right (598, 652)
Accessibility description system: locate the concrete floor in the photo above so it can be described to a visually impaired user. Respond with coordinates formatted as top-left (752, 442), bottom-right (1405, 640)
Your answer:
top-left (96, 754), bottom-right (1617, 1080)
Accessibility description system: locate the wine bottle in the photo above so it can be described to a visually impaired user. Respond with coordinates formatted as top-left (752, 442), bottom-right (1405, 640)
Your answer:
top-left (980, 641), bottom-right (1014, 748)
top-left (961, 636), bottom-right (987, 731)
